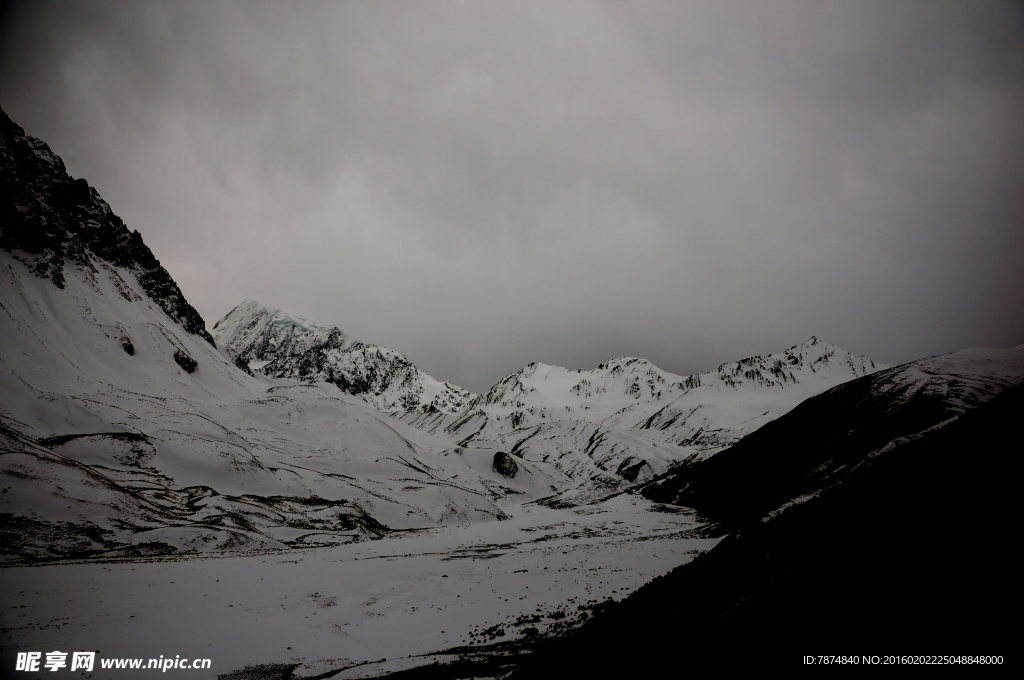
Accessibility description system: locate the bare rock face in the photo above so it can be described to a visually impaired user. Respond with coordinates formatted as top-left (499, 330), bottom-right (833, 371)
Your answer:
top-left (492, 451), bottom-right (518, 478)
top-left (616, 456), bottom-right (649, 482)
top-left (173, 349), bottom-right (198, 373)
top-left (0, 106), bottom-right (214, 346)
top-left (233, 354), bottom-right (254, 376)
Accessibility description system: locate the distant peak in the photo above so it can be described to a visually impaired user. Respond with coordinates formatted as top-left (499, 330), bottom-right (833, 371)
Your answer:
top-left (783, 337), bottom-right (843, 355)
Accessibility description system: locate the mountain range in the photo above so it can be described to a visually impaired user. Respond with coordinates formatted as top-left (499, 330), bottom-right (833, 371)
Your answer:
top-left (0, 103), bottom-right (892, 562)
top-left (0, 107), bottom-right (526, 561)
top-left (214, 300), bottom-right (886, 505)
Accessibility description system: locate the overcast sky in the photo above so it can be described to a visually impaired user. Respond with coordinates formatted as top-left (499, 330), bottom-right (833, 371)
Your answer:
top-left (2, 1), bottom-right (1023, 392)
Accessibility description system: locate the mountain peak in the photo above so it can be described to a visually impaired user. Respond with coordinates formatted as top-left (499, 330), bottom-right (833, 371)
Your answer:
top-left (212, 301), bottom-right (476, 415)
top-left (0, 106), bottom-right (214, 345)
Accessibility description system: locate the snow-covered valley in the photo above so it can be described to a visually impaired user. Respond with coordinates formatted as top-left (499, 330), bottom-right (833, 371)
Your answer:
top-left (0, 495), bottom-right (716, 678)
top-left (3, 102), bottom-right (1021, 677)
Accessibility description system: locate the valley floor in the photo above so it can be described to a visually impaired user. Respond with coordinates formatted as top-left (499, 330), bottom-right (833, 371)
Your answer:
top-left (0, 495), bottom-right (716, 679)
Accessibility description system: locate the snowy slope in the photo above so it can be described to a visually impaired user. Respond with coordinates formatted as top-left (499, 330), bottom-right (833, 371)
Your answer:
top-left (0, 107), bottom-right (213, 346)
top-left (0, 251), bottom-right (576, 561)
top-left (212, 300), bottom-right (476, 414)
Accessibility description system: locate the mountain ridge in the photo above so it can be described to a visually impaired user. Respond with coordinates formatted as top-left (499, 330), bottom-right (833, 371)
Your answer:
top-left (372, 350), bottom-right (1024, 677)
top-left (639, 344), bottom-right (1024, 522)
top-left (498, 359), bottom-right (1024, 676)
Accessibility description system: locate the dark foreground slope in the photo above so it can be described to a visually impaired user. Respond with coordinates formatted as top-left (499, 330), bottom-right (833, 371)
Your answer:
top-left (507, 385), bottom-right (1021, 673)
top-left (380, 358), bottom-right (1020, 677)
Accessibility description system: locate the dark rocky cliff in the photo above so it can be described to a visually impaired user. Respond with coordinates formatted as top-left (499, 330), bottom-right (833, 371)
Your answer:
top-left (0, 106), bottom-right (214, 346)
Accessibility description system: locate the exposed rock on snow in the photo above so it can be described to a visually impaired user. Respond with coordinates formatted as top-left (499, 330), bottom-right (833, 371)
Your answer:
top-left (173, 349), bottom-right (197, 373)
top-left (492, 451), bottom-right (519, 478)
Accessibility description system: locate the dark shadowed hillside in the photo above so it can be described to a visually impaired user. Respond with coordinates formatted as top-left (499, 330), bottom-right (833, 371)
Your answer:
top-left (640, 348), bottom-right (1024, 527)
top-left (379, 358), bottom-right (1020, 677)
top-left (502, 381), bottom-right (1021, 674)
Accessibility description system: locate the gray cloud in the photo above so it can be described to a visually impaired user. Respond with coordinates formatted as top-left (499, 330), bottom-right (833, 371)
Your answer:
top-left (2, 0), bottom-right (1023, 392)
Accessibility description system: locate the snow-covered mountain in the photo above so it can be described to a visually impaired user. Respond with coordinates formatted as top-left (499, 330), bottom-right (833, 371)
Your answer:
top-left (212, 300), bottom-right (475, 414)
top-left (216, 293), bottom-right (888, 506)
top-left (387, 337), bottom-right (885, 504)
top-left (0, 109), bottom-right (213, 347)
top-left (404, 337), bottom-right (880, 446)
top-left (0, 107), bottom-right (563, 562)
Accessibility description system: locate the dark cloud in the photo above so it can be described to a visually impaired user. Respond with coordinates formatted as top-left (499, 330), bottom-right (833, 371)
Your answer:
top-left (2, 0), bottom-right (1023, 392)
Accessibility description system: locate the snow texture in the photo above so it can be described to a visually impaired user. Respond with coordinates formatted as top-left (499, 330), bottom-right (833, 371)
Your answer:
top-left (1, 249), bottom-right (586, 560)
